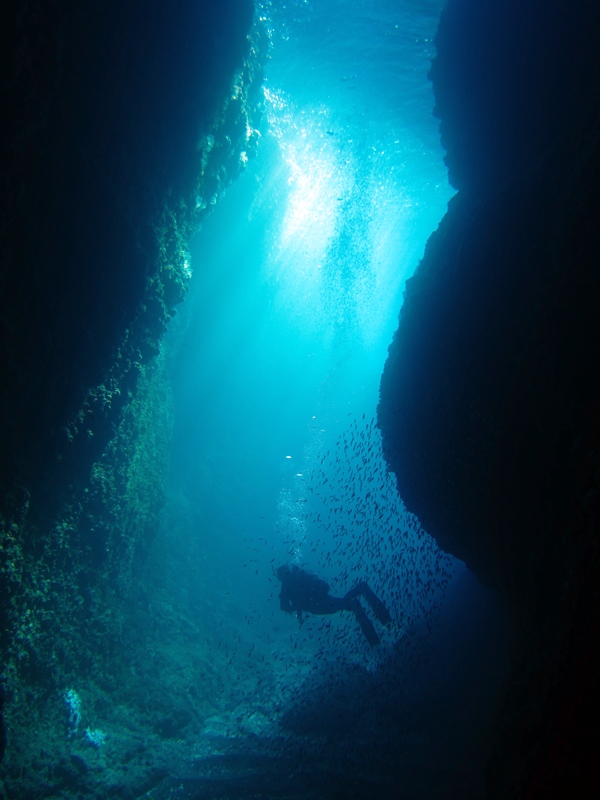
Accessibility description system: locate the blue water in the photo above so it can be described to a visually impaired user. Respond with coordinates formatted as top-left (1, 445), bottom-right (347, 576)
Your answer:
top-left (155, 0), bottom-right (504, 794)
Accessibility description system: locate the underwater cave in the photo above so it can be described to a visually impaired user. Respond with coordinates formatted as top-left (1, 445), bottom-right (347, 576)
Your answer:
top-left (1, 1), bottom-right (599, 799)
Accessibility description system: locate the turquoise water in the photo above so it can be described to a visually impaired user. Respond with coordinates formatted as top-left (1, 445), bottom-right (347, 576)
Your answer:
top-left (169, 0), bottom-right (455, 675)
top-left (157, 0), bottom-right (502, 793)
top-left (170, 0), bottom-right (453, 566)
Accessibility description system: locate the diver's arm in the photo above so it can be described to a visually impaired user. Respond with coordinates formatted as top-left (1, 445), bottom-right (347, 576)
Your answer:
top-left (279, 589), bottom-right (294, 613)
top-left (280, 583), bottom-right (304, 623)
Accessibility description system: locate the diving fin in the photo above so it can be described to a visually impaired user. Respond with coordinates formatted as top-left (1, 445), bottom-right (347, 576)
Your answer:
top-left (351, 599), bottom-right (380, 646)
top-left (360, 584), bottom-right (392, 626)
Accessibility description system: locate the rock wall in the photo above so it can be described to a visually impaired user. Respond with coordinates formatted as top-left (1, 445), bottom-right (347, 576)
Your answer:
top-left (0, 2), bottom-right (267, 794)
top-left (379, 0), bottom-right (600, 796)
top-left (0, 0), bottom-right (262, 514)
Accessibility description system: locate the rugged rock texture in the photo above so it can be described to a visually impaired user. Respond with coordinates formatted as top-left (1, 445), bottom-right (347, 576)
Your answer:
top-left (0, 3), bottom-right (266, 796)
top-left (379, 0), bottom-right (600, 796)
top-left (0, 0), bottom-right (261, 514)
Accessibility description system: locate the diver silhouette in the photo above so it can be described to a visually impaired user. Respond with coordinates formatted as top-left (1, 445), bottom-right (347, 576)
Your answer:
top-left (276, 564), bottom-right (391, 646)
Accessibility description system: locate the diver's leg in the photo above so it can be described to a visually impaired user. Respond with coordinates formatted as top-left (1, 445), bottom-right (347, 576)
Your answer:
top-left (309, 595), bottom-right (348, 615)
top-left (343, 581), bottom-right (367, 601)
top-left (344, 582), bottom-right (392, 625)
top-left (356, 583), bottom-right (392, 626)
top-left (348, 598), bottom-right (380, 646)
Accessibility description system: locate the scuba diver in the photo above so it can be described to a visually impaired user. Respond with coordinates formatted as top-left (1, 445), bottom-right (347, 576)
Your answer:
top-left (276, 564), bottom-right (391, 646)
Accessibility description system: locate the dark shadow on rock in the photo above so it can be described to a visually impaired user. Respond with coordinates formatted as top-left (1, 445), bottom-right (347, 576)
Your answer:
top-left (378, 0), bottom-right (600, 795)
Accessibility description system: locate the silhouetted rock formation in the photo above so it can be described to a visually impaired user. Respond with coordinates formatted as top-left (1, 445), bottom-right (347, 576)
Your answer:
top-left (379, 0), bottom-right (600, 796)
top-left (0, 5), bottom-right (266, 795)
top-left (0, 0), bottom-right (258, 515)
